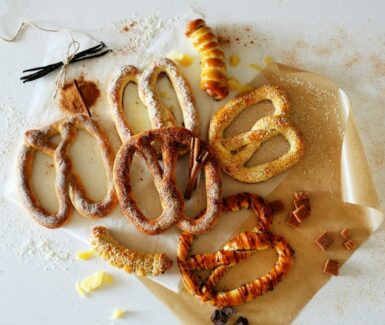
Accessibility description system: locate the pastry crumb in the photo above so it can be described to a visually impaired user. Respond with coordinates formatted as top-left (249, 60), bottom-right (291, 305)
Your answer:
top-left (111, 308), bottom-right (126, 319)
top-left (167, 51), bottom-right (193, 67)
top-left (76, 250), bottom-right (94, 260)
top-left (229, 54), bottom-right (240, 67)
top-left (76, 271), bottom-right (113, 296)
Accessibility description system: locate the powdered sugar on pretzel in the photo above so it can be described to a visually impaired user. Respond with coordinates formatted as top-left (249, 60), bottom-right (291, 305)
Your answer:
top-left (108, 59), bottom-right (200, 143)
top-left (18, 114), bottom-right (117, 228)
top-left (209, 85), bottom-right (305, 183)
top-left (113, 127), bottom-right (222, 235)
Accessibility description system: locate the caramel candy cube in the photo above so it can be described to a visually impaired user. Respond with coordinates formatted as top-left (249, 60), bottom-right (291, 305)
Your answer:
top-left (323, 259), bottom-right (339, 276)
top-left (315, 231), bottom-right (334, 251)
top-left (287, 212), bottom-right (300, 229)
top-left (344, 239), bottom-right (356, 250)
top-left (293, 205), bottom-right (310, 223)
top-left (340, 227), bottom-right (350, 239)
top-left (269, 199), bottom-right (285, 214)
top-left (294, 191), bottom-right (311, 211)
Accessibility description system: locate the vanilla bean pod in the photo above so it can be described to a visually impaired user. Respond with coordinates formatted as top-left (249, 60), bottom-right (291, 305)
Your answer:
top-left (20, 42), bottom-right (112, 83)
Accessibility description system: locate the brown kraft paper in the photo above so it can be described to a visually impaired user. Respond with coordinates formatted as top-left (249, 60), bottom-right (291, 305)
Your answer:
top-left (139, 63), bottom-right (383, 324)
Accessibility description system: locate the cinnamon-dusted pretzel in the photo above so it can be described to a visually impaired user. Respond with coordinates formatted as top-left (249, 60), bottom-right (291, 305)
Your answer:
top-left (108, 59), bottom-right (200, 143)
top-left (209, 85), bottom-right (305, 183)
top-left (185, 19), bottom-right (228, 100)
top-left (177, 193), bottom-right (294, 307)
top-left (113, 127), bottom-right (222, 235)
top-left (18, 114), bottom-right (117, 228)
top-left (91, 226), bottom-right (173, 276)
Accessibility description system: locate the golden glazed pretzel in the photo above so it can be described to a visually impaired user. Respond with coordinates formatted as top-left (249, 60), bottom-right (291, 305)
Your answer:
top-left (177, 193), bottom-right (294, 307)
top-left (91, 226), bottom-right (173, 276)
top-left (108, 58), bottom-right (200, 143)
top-left (185, 19), bottom-right (229, 100)
top-left (209, 85), bottom-right (305, 183)
top-left (113, 127), bottom-right (222, 235)
top-left (18, 114), bottom-right (117, 229)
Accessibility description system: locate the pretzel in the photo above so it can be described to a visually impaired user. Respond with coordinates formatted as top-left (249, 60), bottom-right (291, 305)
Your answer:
top-left (91, 226), bottom-right (173, 276)
top-left (113, 127), bottom-right (222, 235)
top-left (177, 193), bottom-right (294, 306)
top-left (18, 114), bottom-right (117, 228)
top-left (209, 85), bottom-right (305, 183)
top-left (108, 65), bottom-right (142, 142)
top-left (185, 19), bottom-right (228, 100)
top-left (109, 59), bottom-right (201, 143)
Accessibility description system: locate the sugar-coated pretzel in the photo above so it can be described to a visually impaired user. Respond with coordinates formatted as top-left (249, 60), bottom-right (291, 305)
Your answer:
top-left (18, 114), bottom-right (118, 229)
top-left (185, 19), bottom-right (228, 100)
top-left (113, 127), bottom-right (222, 235)
top-left (139, 58), bottom-right (200, 137)
top-left (209, 85), bottom-right (305, 183)
top-left (177, 193), bottom-right (294, 306)
top-left (108, 65), bottom-right (142, 142)
top-left (108, 59), bottom-right (200, 143)
top-left (91, 226), bottom-right (173, 276)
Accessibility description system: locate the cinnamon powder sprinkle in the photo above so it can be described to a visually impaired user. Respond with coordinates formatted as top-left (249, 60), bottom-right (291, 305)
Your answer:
top-left (59, 76), bottom-right (100, 115)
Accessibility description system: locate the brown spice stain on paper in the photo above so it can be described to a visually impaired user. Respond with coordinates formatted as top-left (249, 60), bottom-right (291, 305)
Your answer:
top-left (59, 76), bottom-right (100, 115)
top-left (370, 56), bottom-right (385, 77)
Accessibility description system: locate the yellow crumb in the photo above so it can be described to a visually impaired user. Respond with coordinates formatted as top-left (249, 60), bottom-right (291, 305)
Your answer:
top-left (159, 91), bottom-right (167, 98)
top-left (227, 77), bottom-right (241, 91)
top-left (264, 55), bottom-right (273, 65)
top-left (229, 54), bottom-right (240, 67)
top-left (111, 308), bottom-right (126, 319)
top-left (76, 271), bottom-right (113, 296)
top-left (238, 84), bottom-right (253, 95)
top-left (227, 77), bottom-right (253, 94)
top-left (249, 63), bottom-right (263, 71)
top-left (76, 282), bottom-right (86, 297)
top-left (76, 250), bottom-right (94, 260)
top-left (167, 51), bottom-right (193, 67)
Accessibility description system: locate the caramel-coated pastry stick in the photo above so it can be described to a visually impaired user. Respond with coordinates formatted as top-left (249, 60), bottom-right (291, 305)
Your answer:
top-left (186, 19), bottom-right (228, 100)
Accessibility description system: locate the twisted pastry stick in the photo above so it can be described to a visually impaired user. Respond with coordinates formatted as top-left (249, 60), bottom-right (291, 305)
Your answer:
top-left (186, 19), bottom-right (228, 100)
top-left (177, 193), bottom-right (294, 306)
top-left (91, 226), bottom-right (173, 276)
top-left (18, 114), bottom-right (117, 228)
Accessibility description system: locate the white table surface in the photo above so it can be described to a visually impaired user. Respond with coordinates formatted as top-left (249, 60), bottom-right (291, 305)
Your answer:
top-left (1, 1), bottom-right (384, 324)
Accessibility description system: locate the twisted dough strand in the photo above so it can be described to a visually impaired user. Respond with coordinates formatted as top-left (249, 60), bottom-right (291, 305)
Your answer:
top-left (91, 226), bottom-right (173, 276)
top-left (177, 193), bottom-right (294, 306)
top-left (186, 19), bottom-right (228, 100)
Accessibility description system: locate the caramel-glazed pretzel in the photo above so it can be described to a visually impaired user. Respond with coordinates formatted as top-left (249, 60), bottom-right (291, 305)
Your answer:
top-left (113, 127), bottom-right (222, 235)
top-left (108, 58), bottom-right (200, 143)
top-left (186, 19), bottom-right (229, 101)
top-left (209, 85), bottom-right (305, 183)
top-left (18, 114), bottom-right (118, 229)
top-left (91, 226), bottom-right (173, 276)
top-left (177, 193), bottom-right (294, 307)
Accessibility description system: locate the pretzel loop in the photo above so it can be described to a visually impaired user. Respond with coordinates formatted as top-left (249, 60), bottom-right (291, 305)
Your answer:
top-left (113, 127), bottom-right (222, 235)
top-left (177, 193), bottom-right (294, 307)
top-left (209, 85), bottom-right (305, 183)
top-left (18, 114), bottom-right (118, 228)
top-left (109, 59), bottom-right (200, 143)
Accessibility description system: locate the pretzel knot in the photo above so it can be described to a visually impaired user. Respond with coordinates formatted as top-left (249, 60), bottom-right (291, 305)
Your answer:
top-left (177, 193), bottom-right (294, 307)
top-left (108, 58), bottom-right (200, 143)
top-left (209, 85), bottom-right (305, 183)
top-left (18, 114), bottom-right (118, 229)
top-left (113, 127), bottom-right (222, 235)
